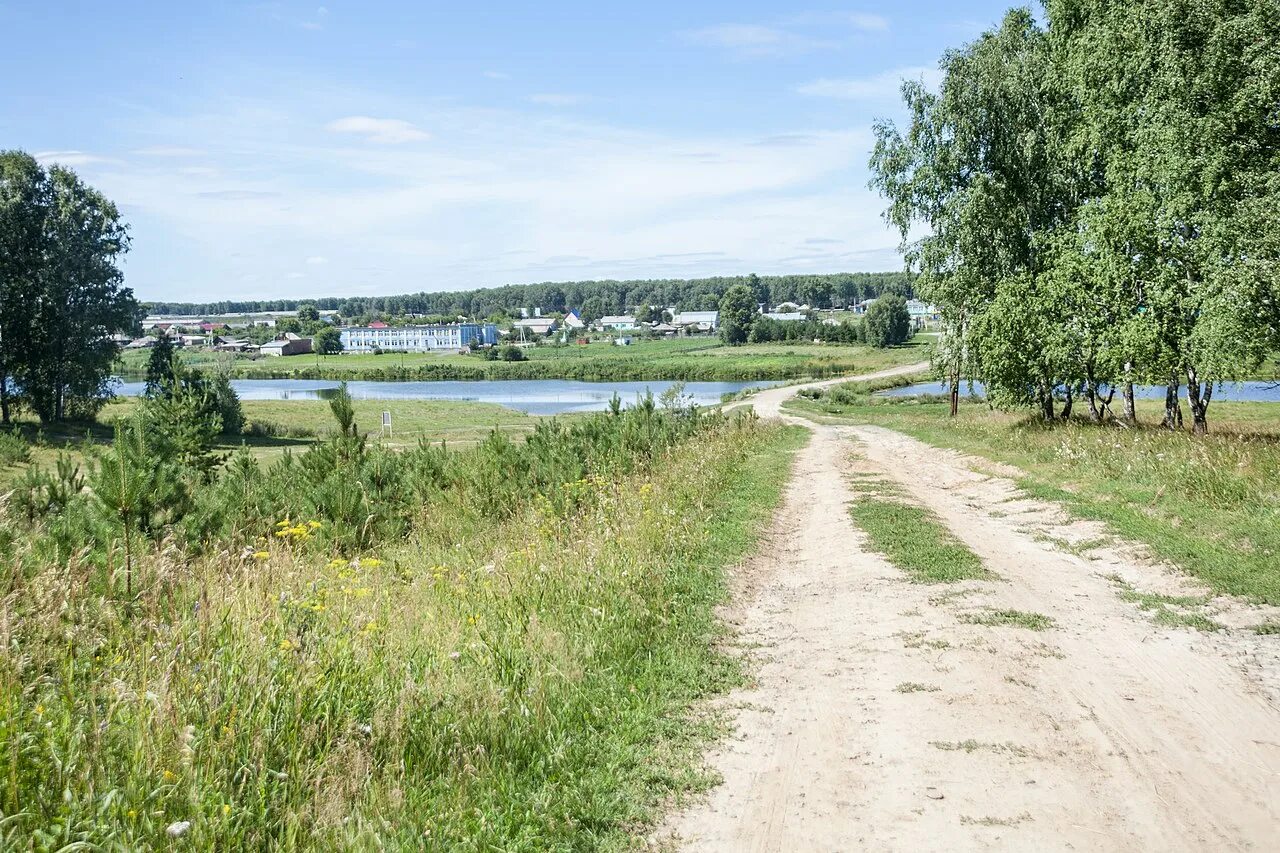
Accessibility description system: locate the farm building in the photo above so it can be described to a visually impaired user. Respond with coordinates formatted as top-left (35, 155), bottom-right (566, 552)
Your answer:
top-left (340, 323), bottom-right (498, 352)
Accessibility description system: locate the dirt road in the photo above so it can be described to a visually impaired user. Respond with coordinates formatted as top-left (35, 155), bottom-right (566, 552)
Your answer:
top-left (666, 373), bottom-right (1280, 851)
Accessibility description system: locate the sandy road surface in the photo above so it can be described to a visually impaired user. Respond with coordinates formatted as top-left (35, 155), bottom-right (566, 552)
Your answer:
top-left (665, 372), bottom-right (1280, 851)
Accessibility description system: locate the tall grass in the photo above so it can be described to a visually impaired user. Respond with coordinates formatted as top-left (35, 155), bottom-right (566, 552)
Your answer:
top-left (0, 390), bottom-right (802, 848)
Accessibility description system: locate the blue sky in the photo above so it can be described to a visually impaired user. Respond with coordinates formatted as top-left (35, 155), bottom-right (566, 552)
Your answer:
top-left (1, 1), bottom-right (1012, 302)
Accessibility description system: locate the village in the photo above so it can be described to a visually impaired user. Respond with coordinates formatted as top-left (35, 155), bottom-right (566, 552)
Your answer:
top-left (126, 297), bottom-right (939, 358)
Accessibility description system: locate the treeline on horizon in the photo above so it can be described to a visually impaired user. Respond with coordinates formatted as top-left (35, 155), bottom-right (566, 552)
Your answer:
top-left (142, 271), bottom-right (916, 318)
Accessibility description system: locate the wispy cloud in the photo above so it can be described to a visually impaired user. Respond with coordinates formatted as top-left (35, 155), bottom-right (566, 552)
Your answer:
top-left (842, 12), bottom-right (890, 31)
top-left (300, 5), bottom-right (329, 30)
top-left (528, 93), bottom-right (589, 107)
top-left (682, 12), bottom-right (888, 59)
top-left (77, 93), bottom-right (896, 300)
top-left (133, 145), bottom-right (205, 157)
top-left (324, 116), bottom-right (430, 144)
top-left (483, 70), bottom-right (510, 80)
top-left (797, 66), bottom-right (942, 100)
top-left (196, 190), bottom-right (281, 200)
top-left (679, 23), bottom-right (832, 58)
top-left (34, 150), bottom-right (109, 167)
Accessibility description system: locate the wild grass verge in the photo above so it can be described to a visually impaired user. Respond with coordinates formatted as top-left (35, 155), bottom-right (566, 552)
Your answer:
top-left (792, 391), bottom-right (1280, 604)
top-left (1, 397), bottom-right (806, 849)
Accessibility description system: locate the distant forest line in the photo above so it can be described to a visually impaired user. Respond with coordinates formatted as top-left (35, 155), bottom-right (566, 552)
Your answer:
top-left (143, 272), bottom-right (916, 318)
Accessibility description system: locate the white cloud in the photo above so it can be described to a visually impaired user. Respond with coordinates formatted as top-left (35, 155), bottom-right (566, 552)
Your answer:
top-left (300, 5), bottom-right (328, 30)
top-left (324, 116), bottom-right (430, 144)
top-left (679, 24), bottom-right (831, 58)
top-left (286, 272), bottom-right (306, 279)
top-left (483, 70), bottom-right (510, 80)
top-left (133, 145), bottom-right (205, 157)
top-left (845, 13), bottom-right (889, 31)
top-left (88, 95), bottom-right (899, 301)
top-left (306, 255), bottom-right (328, 265)
top-left (33, 150), bottom-right (107, 167)
top-left (528, 93), bottom-right (588, 106)
top-left (797, 66), bottom-right (942, 100)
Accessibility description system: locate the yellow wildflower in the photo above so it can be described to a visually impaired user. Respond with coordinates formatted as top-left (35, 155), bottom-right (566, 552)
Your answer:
top-left (279, 638), bottom-right (297, 651)
top-left (307, 520), bottom-right (322, 529)
top-left (34, 704), bottom-right (44, 717)
top-left (359, 558), bottom-right (382, 569)
top-left (222, 804), bottom-right (232, 816)
top-left (252, 551), bottom-right (269, 561)
top-left (162, 769), bottom-right (177, 782)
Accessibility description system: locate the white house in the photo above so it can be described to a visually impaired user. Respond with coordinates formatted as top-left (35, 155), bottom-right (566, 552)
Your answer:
top-left (340, 323), bottom-right (498, 352)
top-left (764, 312), bottom-right (806, 322)
top-left (562, 311), bottom-right (585, 331)
top-left (672, 310), bottom-right (719, 331)
top-left (512, 318), bottom-right (558, 336)
top-left (597, 315), bottom-right (637, 331)
top-left (906, 299), bottom-right (939, 319)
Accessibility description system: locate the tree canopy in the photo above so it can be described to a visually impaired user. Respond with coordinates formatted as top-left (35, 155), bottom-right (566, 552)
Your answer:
top-left (870, 1), bottom-right (1280, 432)
top-left (142, 271), bottom-right (917, 322)
top-left (718, 285), bottom-right (757, 346)
top-left (0, 151), bottom-right (138, 422)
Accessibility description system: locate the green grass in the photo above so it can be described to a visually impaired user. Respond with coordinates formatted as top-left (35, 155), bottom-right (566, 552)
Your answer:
top-left (848, 492), bottom-right (995, 584)
top-left (119, 336), bottom-right (931, 383)
top-left (0, 399), bottom-right (547, 486)
top-left (1, 416), bottom-right (808, 849)
top-left (1106, 575), bottom-right (1222, 632)
top-left (958, 609), bottom-right (1056, 631)
top-left (788, 390), bottom-right (1280, 604)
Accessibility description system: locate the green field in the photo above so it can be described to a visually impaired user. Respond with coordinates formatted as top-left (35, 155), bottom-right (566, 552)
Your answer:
top-left (0, 398), bottom-right (544, 487)
top-left (787, 386), bottom-right (1280, 604)
top-left (117, 336), bottom-right (930, 382)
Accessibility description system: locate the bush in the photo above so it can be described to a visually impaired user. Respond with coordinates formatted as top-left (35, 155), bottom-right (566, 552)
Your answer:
top-left (499, 344), bottom-right (527, 362)
top-left (0, 429), bottom-right (31, 466)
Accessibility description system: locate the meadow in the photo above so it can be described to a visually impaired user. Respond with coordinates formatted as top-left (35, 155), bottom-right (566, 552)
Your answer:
top-left (1, 388), bottom-right (806, 849)
top-left (117, 335), bottom-right (930, 383)
top-left (0, 399), bottom-right (543, 488)
top-left (787, 383), bottom-right (1280, 604)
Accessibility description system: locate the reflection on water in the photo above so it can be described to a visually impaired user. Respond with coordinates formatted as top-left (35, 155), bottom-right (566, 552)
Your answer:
top-left (111, 377), bottom-right (778, 415)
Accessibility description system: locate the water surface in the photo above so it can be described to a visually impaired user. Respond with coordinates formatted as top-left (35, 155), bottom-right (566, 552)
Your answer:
top-left (112, 377), bottom-right (778, 415)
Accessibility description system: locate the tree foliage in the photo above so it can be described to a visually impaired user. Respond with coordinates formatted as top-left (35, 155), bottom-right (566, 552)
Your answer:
top-left (864, 294), bottom-right (912, 348)
top-left (142, 271), bottom-right (917, 322)
top-left (0, 152), bottom-right (138, 422)
top-left (870, 2), bottom-right (1280, 432)
top-left (717, 285), bottom-right (756, 346)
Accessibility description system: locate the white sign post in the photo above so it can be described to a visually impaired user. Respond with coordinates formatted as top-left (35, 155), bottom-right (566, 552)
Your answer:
top-left (381, 410), bottom-right (392, 438)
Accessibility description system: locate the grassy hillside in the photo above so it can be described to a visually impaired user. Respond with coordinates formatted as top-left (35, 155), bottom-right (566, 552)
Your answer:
top-left (1, 398), bottom-right (807, 848)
